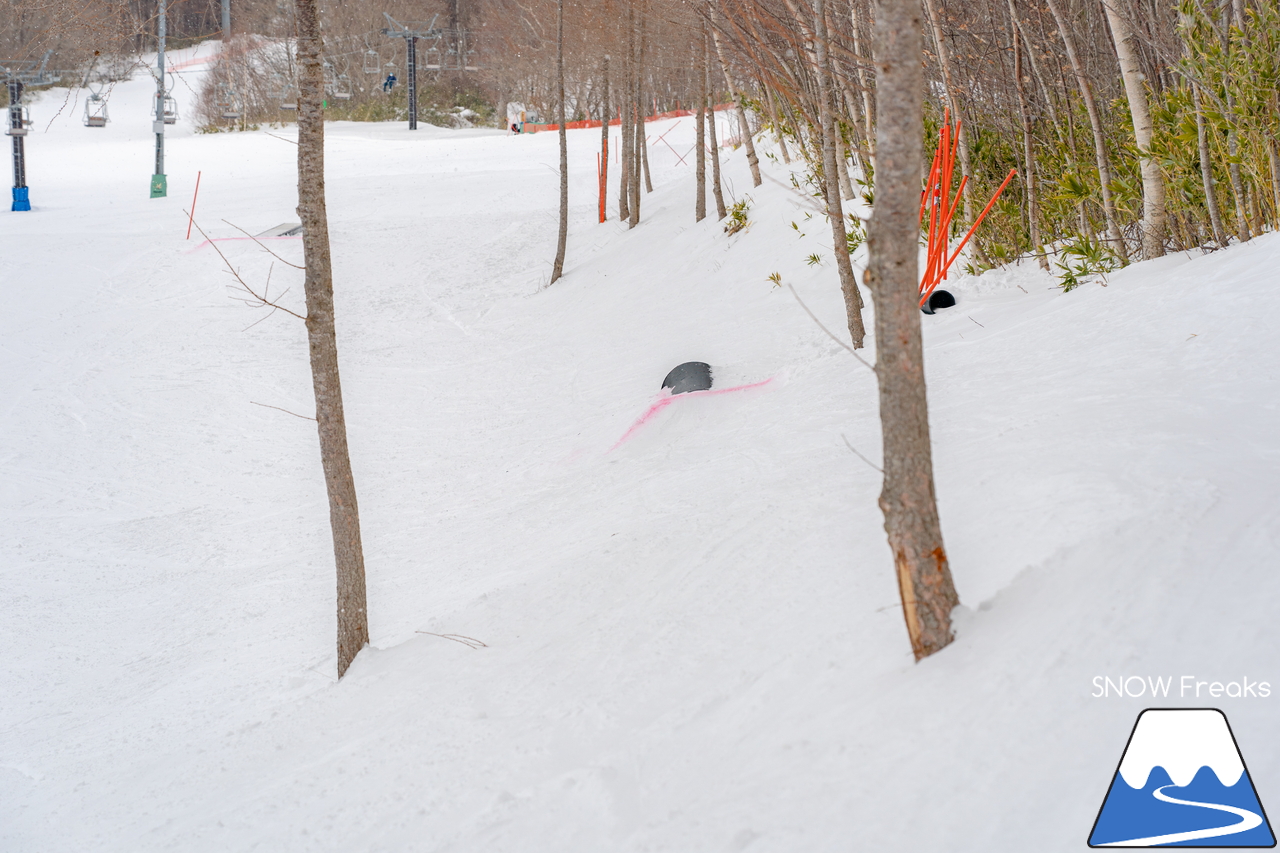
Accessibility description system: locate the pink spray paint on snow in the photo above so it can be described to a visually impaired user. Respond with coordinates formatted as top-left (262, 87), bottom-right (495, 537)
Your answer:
top-left (609, 378), bottom-right (774, 451)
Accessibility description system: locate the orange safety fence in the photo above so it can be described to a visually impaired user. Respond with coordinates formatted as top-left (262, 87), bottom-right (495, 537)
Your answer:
top-left (522, 103), bottom-right (735, 133)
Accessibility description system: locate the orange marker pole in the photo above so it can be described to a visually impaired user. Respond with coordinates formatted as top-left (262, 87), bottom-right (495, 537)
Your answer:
top-left (942, 168), bottom-right (1017, 274)
top-left (185, 170), bottom-right (202, 240)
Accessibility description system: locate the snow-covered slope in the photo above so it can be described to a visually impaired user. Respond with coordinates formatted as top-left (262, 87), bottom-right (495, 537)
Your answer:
top-left (2, 46), bottom-right (1278, 852)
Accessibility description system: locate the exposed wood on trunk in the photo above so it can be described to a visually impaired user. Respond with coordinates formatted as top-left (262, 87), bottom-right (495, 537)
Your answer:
top-left (295, 0), bottom-right (368, 679)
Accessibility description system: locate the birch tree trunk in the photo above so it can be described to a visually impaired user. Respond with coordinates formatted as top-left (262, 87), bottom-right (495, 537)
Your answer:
top-left (618, 6), bottom-right (633, 223)
top-left (550, 0), bottom-right (568, 282)
top-left (1101, 0), bottom-right (1166, 258)
top-left (628, 2), bottom-right (644, 228)
top-left (814, 0), bottom-right (866, 347)
top-left (868, 0), bottom-right (959, 661)
top-left (1220, 4), bottom-right (1250, 242)
top-left (710, 8), bottom-right (762, 188)
top-left (1192, 84), bottom-right (1225, 245)
top-left (764, 84), bottom-right (791, 164)
top-left (641, 120), bottom-right (653, 193)
top-left (1045, 0), bottom-right (1129, 261)
top-left (1008, 0), bottom-right (1048, 269)
top-left (295, 0), bottom-right (369, 679)
top-left (922, 0), bottom-right (985, 264)
top-left (696, 49), bottom-right (708, 222)
top-left (850, 2), bottom-right (876, 163)
top-left (600, 55), bottom-right (610, 222)
top-left (705, 30), bottom-right (727, 221)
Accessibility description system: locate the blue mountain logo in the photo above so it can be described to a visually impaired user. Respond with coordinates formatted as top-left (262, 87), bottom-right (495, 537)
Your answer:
top-left (1089, 709), bottom-right (1275, 847)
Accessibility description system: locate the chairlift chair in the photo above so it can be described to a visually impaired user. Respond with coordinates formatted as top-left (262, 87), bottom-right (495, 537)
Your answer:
top-left (5, 105), bottom-right (30, 136)
top-left (83, 93), bottom-right (109, 127)
top-left (214, 82), bottom-right (240, 120)
top-left (280, 86), bottom-right (298, 110)
top-left (152, 92), bottom-right (179, 124)
top-left (323, 63), bottom-right (352, 101)
top-left (362, 49), bottom-right (380, 74)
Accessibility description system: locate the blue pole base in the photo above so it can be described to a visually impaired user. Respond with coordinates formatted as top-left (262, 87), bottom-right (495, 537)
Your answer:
top-left (11, 186), bottom-right (30, 211)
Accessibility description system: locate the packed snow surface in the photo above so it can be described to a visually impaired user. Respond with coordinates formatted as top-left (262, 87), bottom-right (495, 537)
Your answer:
top-left (3, 43), bottom-right (1279, 852)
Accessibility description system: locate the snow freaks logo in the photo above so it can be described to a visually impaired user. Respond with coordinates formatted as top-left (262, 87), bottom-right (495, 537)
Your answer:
top-left (1088, 709), bottom-right (1276, 847)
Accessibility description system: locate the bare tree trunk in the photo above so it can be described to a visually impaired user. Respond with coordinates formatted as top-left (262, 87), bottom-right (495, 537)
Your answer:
top-left (1219, 3), bottom-right (1250, 242)
top-left (1193, 84), bottom-right (1226, 245)
top-left (1008, 0), bottom-right (1048, 269)
top-left (1268, 136), bottom-right (1280, 230)
top-left (850, 1), bottom-right (876, 164)
top-left (836, 131), bottom-right (856, 200)
top-left (1101, 0), bottom-right (1166, 258)
top-left (295, 0), bottom-right (369, 679)
top-left (815, 0), bottom-right (866, 347)
top-left (1224, 97), bottom-right (1250, 242)
top-left (618, 6), bottom-right (633, 223)
top-left (550, 0), bottom-right (568, 282)
top-left (628, 2), bottom-right (644, 228)
top-left (641, 104), bottom-right (653, 193)
top-left (710, 10), bottom-right (762, 188)
top-left (704, 31), bottom-right (727, 220)
top-left (922, 0), bottom-right (985, 264)
top-left (600, 55), bottom-right (610, 222)
top-left (1045, 0), bottom-right (1128, 262)
top-left (696, 48), bottom-right (708, 222)
top-left (764, 84), bottom-right (791, 163)
top-left (868, 0), bottom-right (959, 661)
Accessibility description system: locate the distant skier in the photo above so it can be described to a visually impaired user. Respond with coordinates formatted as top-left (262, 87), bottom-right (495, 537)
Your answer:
top-left (382, 73), bottom-right (397, 93)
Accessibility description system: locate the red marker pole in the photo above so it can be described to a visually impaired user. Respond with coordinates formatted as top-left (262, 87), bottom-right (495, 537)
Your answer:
top-left (185, 170), bottom-right (202, 239)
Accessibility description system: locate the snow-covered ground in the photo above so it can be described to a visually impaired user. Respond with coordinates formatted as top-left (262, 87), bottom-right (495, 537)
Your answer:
top-left (3, 44), bottom-right (1278, 852)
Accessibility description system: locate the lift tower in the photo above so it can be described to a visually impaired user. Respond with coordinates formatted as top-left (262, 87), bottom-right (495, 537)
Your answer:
top-left (380, 13), bottom-right (444, 130)
top-left (2, 52), bottom-right (57, 211)
top-left (6, 79), bottom-right (28, 210)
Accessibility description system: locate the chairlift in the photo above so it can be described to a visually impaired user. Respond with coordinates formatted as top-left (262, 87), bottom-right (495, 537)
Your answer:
top-left (83, 93), bottom-right (109, 127)
top-left (362, 49), bottom-right (380, 74)
top-left (323, 62), bottom-right (352, 101)
top-left (332, 73), bottom-right (352, 100)
top-left (4, 105), bottom-right (30, 136)
top-left (214, 82), bottom-right (241, 120)
top-left (151, 91), bottom-right (178, 124)
top-left (280, 86), bottom-right (298, 110)
top-left (80, 54), bottom-right (110, 128)
top-left (267, 73), bottom-right (287, 100)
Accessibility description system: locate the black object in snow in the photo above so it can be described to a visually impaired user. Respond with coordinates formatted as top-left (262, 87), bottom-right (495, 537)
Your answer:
top-left (662, 362), bottom-right (713, 394)
top-left (920, 289), bottom-right (957, 314)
